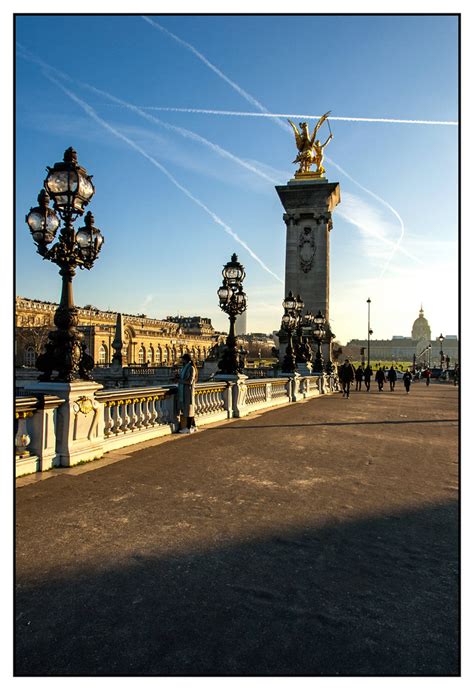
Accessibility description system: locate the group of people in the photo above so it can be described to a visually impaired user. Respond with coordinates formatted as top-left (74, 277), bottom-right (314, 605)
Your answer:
top-left (339, 360), bottom-right (415, 397)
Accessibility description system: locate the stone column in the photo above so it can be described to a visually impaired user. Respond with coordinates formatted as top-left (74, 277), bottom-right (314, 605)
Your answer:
top-left (276, 178), bottom-right (340, 326)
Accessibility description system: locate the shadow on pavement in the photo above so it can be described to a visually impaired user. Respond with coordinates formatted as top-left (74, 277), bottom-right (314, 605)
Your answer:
top-left (212, 418), bottom-right (459, 430)
top-left (15, 500), bottom-right (459, 676)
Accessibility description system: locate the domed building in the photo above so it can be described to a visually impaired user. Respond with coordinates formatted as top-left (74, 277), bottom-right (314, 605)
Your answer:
top-left (411, 306), bottom-right (431, 342)
top-left (344, 305), bottom-right (458, 366)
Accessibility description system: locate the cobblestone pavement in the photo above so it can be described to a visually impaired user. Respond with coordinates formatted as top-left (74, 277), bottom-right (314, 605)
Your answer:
top-left (15, 383), bottom-right (459, 676)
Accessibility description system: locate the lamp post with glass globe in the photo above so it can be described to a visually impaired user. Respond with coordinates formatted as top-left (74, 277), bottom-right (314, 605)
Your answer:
top-left (439, 333), bottom-right (445, 369)
top-left (217, 254), bottom-right (247, 375)
top-left (25, 147), bottom-right (104, 382)
top-left (280, 291), bottom-right (298, 373)
top-left (312, 310), bottom-right (326, 373)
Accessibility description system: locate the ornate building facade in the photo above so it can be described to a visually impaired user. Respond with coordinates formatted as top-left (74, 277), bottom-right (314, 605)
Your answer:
top-left (344, 306), bottom-right (458, 364)
top-left (16, 297), bottom-right (218, 368)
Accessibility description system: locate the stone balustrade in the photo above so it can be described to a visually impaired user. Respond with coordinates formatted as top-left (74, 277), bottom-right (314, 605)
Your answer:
top-left (15, 373), bottom-right (338, 477)
top-left (15, 394), bottom-right (64, 477)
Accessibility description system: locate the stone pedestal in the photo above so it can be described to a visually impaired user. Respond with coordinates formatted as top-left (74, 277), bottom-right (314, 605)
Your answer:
top-left (28, 381), bottom-right (104, 466)
top-left (276, 179), bottom-right (340, 321)
top-left (214, 373), bottom-right (248, 417)
top-left (283, 372), bottom-right (302, 402)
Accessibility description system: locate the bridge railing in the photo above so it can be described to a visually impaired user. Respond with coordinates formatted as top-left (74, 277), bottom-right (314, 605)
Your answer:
top-left (15, 373), bottom-right (338, 477)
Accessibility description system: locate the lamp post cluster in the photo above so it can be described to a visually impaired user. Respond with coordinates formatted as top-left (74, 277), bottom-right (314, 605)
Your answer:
top-left (280, 291), bottom-right (327, 374)
top-left (25, 147), bottom-right (104, 382)
top-left (217, 254), bottom-right (247, 375)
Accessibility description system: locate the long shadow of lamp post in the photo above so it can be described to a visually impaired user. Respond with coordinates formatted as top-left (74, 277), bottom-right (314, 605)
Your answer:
top-left (25, 147), bottom-right (104, 382)
top-left (217, 254), bottom-right (247, 375)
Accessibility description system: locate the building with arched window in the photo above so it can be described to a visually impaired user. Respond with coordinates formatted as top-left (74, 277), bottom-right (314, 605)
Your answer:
top-left (15, 297), bottom-right (221, 369)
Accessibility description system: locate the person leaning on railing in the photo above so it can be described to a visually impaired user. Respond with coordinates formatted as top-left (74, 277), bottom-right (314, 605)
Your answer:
top-left (177, 353), bottom-right (198, 434)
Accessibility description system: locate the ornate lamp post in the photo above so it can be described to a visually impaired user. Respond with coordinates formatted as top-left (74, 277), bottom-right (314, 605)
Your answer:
top-left (367, 297), bottom-right (373, 368)
top-left (439, 333), bottom-right (445, 369)
top-left (217, 254), bottom-right (247, 374)
top-left (25, 147), bottom-right (104, 382)
top-left (312, 309), bottom-right (326, 373)
top-left (281, 291), bottom-right (298, 373)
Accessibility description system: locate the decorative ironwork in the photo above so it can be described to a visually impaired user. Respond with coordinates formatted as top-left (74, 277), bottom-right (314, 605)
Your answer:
top-left (217, 254), bottom-right (247, 375)
top-left (311, 310), bottom-right (326, 373)
top-left (26, 148), bottom-right (104, 382)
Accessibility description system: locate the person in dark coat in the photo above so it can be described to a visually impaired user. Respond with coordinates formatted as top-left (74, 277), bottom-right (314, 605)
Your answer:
top-left (178, 353), bottom-right (198, 433)
top-left (424, 368), bottom-right (432, 386)
top-left (375, 366), bottom-right (386, 391)
top-left (387, 365), bottom-right (397, 391)
top-left (339, 358), bottom-right (356, 398)
top-left (355, 365), bottom-right (364, 391)
top-left (363, 364), bottom-right (373, 391)
top-left (403, 369), bottom-right (412, 393)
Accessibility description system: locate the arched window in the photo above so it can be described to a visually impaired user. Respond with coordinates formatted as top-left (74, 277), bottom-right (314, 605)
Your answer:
top-left (147, 346), bottom-right (154, 363)
top-left (24, 347), bottom-right (36, 367)
top-left (99, 344), bottom-right (108, 364)
top-left (163, 346), bottom-right (170, 364)
top-left (171, 346), bottom-right (177, 363)
top-left (138, 346), bottom-right (146, 364)
top-left (156, 346), bottom-right (162, 364)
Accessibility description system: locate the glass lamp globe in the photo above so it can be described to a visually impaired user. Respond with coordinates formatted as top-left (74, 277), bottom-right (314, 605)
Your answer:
top-left (26, 190), bottom-right (60, 245)
top-left (75, 212), bottom-right (104, 264)
top-left (45, 147), bottom-right (95, 214)
top-left (223, 253), bottom-right (245, 283)
top-left (218, 285), bottom-right (231, 303)
top-left (283, 291), bottom-right (297, 312)
top-left (315, 309), bottom-right (325, 325)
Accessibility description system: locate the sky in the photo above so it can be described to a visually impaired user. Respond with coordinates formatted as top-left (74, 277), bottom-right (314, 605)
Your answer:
top-left (14, 12), bottom-right (459, 343)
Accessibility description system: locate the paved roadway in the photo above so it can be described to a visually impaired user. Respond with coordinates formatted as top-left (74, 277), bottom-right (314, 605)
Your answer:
top-left (15, 382), bottom-right (459, 676)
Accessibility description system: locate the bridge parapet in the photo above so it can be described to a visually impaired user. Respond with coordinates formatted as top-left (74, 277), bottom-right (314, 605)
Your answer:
top-left (15, 374), bottom-right (338, 477)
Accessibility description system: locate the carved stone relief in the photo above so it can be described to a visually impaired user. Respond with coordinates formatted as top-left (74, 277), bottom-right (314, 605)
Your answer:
top-left (298, 227), bottom-right (316, 273)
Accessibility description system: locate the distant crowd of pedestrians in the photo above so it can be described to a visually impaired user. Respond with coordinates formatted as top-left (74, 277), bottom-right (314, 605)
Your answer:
top-left (337, 360), bottom-right (458, 398)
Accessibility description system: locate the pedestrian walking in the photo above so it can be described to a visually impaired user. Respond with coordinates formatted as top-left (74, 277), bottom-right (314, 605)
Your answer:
top-left (387, 365), bottom-right (397, 391)
top-left (375, 366), bottom-right (386, 391)
top-left (403, 369), bottom-right (412, 393)
top-left (339, 358), bottom-right (356, 398)
top-left (177, 353), bottom-right (198, 433)
top-left (363, 364), bottom-right (373, 391)
top-left (355, 365), bottom-right (364, 391)
top-left (423, 368), bottom-right (432, 386)
top-left (453, 363), bottom-right (459, 387)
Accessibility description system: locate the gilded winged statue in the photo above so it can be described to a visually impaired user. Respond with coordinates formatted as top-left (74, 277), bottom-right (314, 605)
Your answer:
top-left (288, 112), bottom-right (333, 177)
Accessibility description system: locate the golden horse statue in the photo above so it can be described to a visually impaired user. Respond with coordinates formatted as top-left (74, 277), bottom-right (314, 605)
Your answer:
top-left (288, 112), bottom-right (333, 178)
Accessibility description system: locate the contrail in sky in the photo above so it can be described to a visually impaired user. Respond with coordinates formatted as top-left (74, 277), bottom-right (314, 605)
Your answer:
top-left (16, 44), bottom-right (279, 185)
top-left (118, 105), bottom-right (458, 127)
top-left (77, 83), bottom-right (279, 184)
top-left (40, 70), bottom-right (283, 284)
top-left (140, 20), bottom-right (419, 271)
top-left (141, 16), bottom-right (289, 132)
top-left (326, 156), bottom-right (410, 277)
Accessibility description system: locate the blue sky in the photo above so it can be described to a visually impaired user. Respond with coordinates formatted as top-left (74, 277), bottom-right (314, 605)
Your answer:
top-left (15, 13), bottom-right (459, 343)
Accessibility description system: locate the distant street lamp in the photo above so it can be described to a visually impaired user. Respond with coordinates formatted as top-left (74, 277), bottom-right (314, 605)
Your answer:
top-left (281, 291), bottom-right (297, 373)
top-left (367, 298), bottom-right (373, 368)
top-left (26, 147), bottom-right (104, 382)
top-left (217, 254), bottom-right (247, 374)
top-left (439, 333), bottom-right (445, 369)
top-left (428, 344), bottom-right (432, 368)
top-left (312, 310), bottom-right (326, 373)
